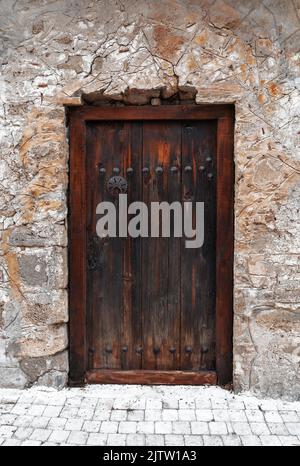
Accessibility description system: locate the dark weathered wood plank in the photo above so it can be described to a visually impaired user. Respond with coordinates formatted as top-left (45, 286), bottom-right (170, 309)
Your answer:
top-left (142, 121), bottom-right (181, 370)
top-left (180, 121), bottom-right (217, 371)
top-left (121, 122), bottom-right (143, 370)
top-left (86, 369), bottom-right (217, 385)
top-left (215, 116), bottom-right (234, 385)
top-left (71, 105), bottom-right (234, 121)
top-left (86, 121), bottom-right (124, 369)
top-left (69, 114), bottom-right (87, 385)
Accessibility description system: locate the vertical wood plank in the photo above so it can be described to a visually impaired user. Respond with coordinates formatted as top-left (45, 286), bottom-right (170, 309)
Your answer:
top-left (86, 121), bottom-right (124, 369)
top-left (121, 122), bottom-right (143, 369)
top-left (216, 115), bottom-right (234, 384)
top-left (180, 121), bottom-right (217, 371)
top-left (86, 121), bottom-right (143, 371)
top-left (142, 121), bottom-right (181, 370)
top-left (69, 112), bottom-right (87, 385)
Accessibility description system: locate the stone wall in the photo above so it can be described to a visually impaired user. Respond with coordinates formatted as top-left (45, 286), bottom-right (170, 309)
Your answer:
top-left (0, 0), bottom-right (299, 399)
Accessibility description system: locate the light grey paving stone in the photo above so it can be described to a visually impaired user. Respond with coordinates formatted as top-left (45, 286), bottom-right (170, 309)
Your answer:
top-left (191, 422), bottom-right (209, 435)
top-left (231, 422), bottom-right (252, 436)
top-left (245, 409), bottom-right (265, 423)
top-left (65, 397), bottom-right (82, 407)
top-left (179, 400), bottom-right (195, 410)
top-left (242, 398), bottom-right (260, 410)
top-left (154, 421), bottom-right (172, 434)
top-left (14, 427), bottom-right (34, 440)
top-left (184, 435), bottom-right (204, 446)
top-left (145, 410), bottom-right (162, 421)
top-left (203, 435), bottom-right (223, 446)
top-left (162, 409), bottom-right (178, 421)
top-left (42, 442), bottom-right (59, 446)
top-left (67, 431), bottom-right (88, 445)
top-left (267, 423), bottom-right (289, 436)
top-left (60, 407), bottom-right (79, 419)
top-left (64, 419), bottom-right (84, 431)
top-left (145, 434), bottom-right (164, 446)
top-left (172, 421), bottom-right (191, 435)
top-left (212, 409), bottom-right (230, 421)
top-left (228, 410), bottom-right (247, 422)
top-left (228, 401), bottom-right (245, 410)
top-left (31, 417), bottom-right (50, 429)
top-left (43, 405), bottom-right (62, 418)
top-left (240, 435), bottom-right (262, 446)
top-left (30, 428), bottom-right (52, 442)
top-left (87, 433), bottom-right (107, 446)
top-left (127, 410), bottom-right (144, 421)
top-left (14, 415), bottom-right (34, 427)
top-left (0, 392), bottom-right (20, 404)
top-left (47, 397), bottom-right (66, 407)
top-left (48, 417), bottom-right (67, 429)
top-left (250, 422), bottom-right (270, 436)
top-left (119, 421), bottom-right (137, 434)
top-left (82, 420), bottom-right (101, 433)
top-left (0, 425), bottom-right (17, 438)
top-left (112, 399), bottom-right (133, 410)
top-left (110, 410), bottom-right (127, 421)
top-left (2, 438), bottom-right (22, 446)
top-left (126, 434), bottom-right (146, 446)
top-left (80, 399), bottom-right (98, 409)
top-left (209, 421), bottom-right (228, 435)
top-left (165, 434), bottom-right (184, 446)
top-left (222, 434), bottom-right (242, 446)
top-left (279, 435), bottom-right (300, 446)
top-left (259, 435), bottom-right (282, 446)
top-left (96, 399), bottom-right (114, 410)
top-left (211, 400), bottom-right (228, 410)
top-left (146, 399), bottom-right (162, 410)
top-left (178, 410), bottom-right (196, 421)
top-left (226, 421), bottom-right (235, 434)
top-left (0, 414), bottom-right (16, 426)
top-left (107, 433), bottom-right (126, 446)
top-left (48, 430), bottom-right (70, 444)
top-left (93, 409), bottom-right (111, 421)
top-left (0, 406), bottom-right (14, 415)
top-left (137, 421), bottom-right (155, 434)
top-left (27, 405), bottom-right (46, 417)
top-left (285, 423), bottom-right (300, 436)
top-left (279, 411), bottom-right (299, 422)
top-left (100, 421), bottom-right (118, 434)
top-left (22, 440), bottom-right (42, 446)
top-left (11, 404), bottom-right (30, 416)
top-left (162, 399), bottom-right (179, 410)
top-left (195, 399), bottom-right (211, 409)
top-left (259, 400), bottom-right (280, 411)
top-left (128, 399), bottom-right (146, 410)
top-left (33, 394), bottom-right (57, 405)
top-left (264, 411), bottom-right (283, 423)
top-left (195, 409), bottom-right (213, 421)
top-left (76, 408), bottom-right (95, 420)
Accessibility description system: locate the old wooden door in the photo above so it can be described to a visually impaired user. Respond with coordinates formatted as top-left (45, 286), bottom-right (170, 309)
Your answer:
top-left (69, 105), bottom-right (234, 386)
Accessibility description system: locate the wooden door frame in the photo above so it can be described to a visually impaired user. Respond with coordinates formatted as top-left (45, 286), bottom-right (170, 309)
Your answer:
top-left (68, 104), bottom-right (234, 386)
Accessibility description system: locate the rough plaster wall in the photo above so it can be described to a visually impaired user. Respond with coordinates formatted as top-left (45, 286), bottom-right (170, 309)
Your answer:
top-left (0, 0), bottom-right (299, 399)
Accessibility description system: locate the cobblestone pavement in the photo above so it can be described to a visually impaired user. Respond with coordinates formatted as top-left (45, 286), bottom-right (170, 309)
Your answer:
top-left (0, 385), bottom-right (300, 446)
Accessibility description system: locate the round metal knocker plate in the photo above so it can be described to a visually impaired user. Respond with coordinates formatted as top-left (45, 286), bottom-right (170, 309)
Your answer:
top-left (107, 175), bottom-right (128, 196)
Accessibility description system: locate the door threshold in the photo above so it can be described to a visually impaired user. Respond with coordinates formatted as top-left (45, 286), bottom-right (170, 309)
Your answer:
top-left (85, 369), bottom-right (217, 385)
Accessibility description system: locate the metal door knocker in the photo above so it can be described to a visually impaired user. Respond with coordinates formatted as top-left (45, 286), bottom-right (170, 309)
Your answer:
top-left (107, 175), bottom-right (128, 197)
